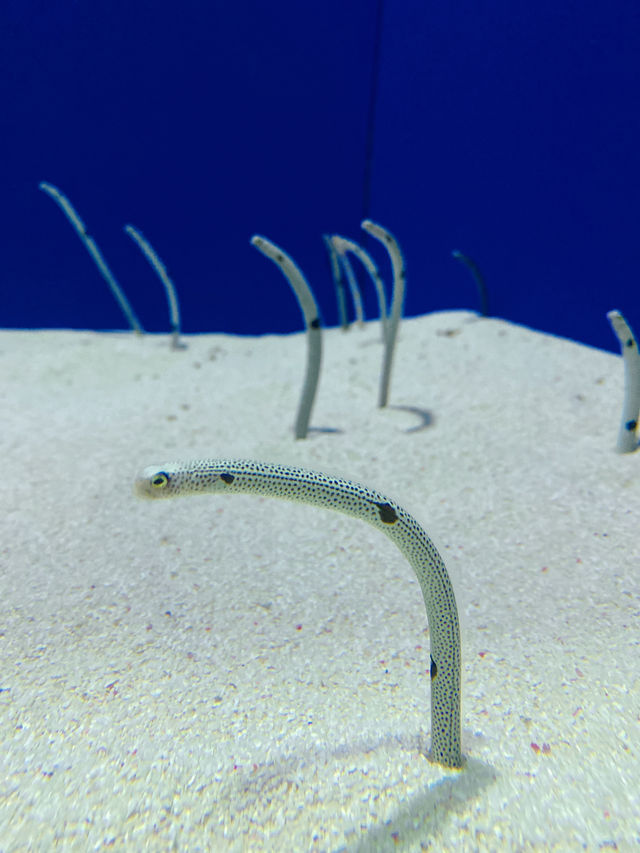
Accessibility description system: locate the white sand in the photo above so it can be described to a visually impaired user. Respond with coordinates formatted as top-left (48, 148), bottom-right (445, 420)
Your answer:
top-left (1, 311), bottom-right (638, 851)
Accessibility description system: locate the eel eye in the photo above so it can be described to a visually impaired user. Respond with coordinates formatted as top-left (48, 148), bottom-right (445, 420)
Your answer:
top-left (151, 472), bottom-right (170, 489)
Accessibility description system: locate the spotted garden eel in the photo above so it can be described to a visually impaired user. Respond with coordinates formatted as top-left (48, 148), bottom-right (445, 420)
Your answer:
top-left (135, 458), bottom-right (462, 768)
top-left (361, 219), bottom-right (405, 408)
top-left (607, 309), bottom-right (640, 453)
top-left (250, 235), bottom-right (322, 440)
top-left (39, 181), bottom-right (143, 334)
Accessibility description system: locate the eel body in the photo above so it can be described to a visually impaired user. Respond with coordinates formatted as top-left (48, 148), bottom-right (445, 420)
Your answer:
top-left (135, 457), bottom-right (462, 768)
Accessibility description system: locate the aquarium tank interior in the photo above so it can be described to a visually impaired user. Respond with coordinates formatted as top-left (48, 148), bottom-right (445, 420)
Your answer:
top-left (3, 0), bottom-right (639, 351)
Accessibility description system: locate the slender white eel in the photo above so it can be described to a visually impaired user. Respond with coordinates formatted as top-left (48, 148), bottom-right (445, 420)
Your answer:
top-left (607, 309), bottom-right (640, 452)
top-left (250, 235), bottom-right (322, 440)
top-left (361, 220), bottom-right (405, 408)
top-left (39, 181), bottom-right (143, 334)
top-left (135, 458), bottom-right (462, 768)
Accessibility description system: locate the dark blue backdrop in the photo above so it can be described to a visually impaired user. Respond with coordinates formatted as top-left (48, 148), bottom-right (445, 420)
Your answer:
top-left (3, 1), bottom-right (639, 351)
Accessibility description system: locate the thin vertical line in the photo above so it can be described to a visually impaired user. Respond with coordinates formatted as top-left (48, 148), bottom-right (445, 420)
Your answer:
top-left (362, 0), bottom-right (385, 224)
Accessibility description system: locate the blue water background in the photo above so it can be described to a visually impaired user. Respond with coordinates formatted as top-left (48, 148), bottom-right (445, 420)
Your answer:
top-left (3, 1), bottom-right (639, 352)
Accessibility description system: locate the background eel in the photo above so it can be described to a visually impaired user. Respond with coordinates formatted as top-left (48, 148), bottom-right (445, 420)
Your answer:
top-left (607, 309), bottom-right (640, 452)
top-left (135, 458), bottom-right (462, 768)
top-left (361, 220), bottom-right (405, 408)
top-left (250, 235), bottom-right (322, 440)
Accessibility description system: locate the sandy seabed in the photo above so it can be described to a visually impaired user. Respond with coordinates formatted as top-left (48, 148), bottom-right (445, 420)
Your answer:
top-left (1, 311), bottom-right (638, 851)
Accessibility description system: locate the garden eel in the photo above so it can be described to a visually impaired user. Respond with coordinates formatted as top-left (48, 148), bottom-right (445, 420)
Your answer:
top-left (361, 220), bottom-right (405, 408)
top-left (39, 181), bottom-right (143, 334)
top-left (250, 235), bottom-right (322, 440)
top-left (607, 309), bottom-right (640, 453)
top-left (135, 458), bottom-right (462, 768)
